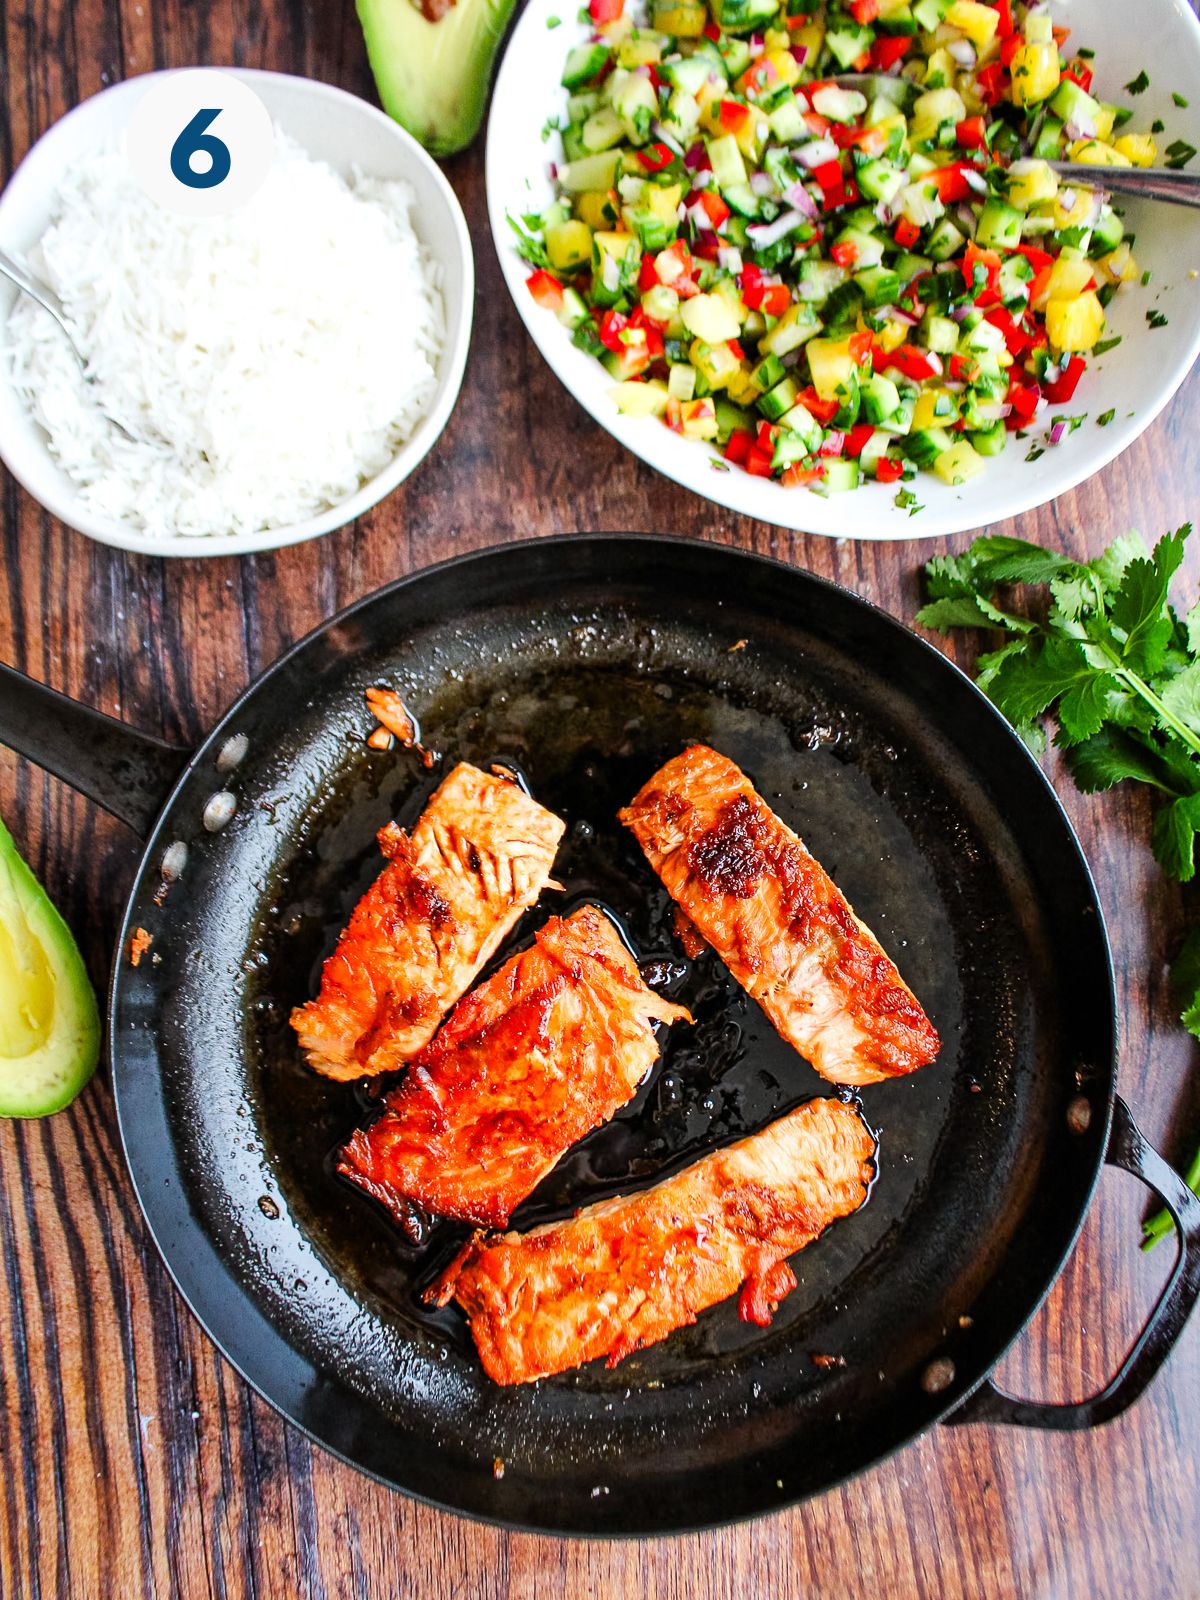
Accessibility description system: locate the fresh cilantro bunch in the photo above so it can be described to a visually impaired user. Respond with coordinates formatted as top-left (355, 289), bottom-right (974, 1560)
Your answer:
top-left (919, 527), bottom-right (1200, 1248)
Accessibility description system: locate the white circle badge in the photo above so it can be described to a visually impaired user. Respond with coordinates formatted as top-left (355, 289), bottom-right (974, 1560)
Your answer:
top-left (125, 69), bottom-right (274, 218)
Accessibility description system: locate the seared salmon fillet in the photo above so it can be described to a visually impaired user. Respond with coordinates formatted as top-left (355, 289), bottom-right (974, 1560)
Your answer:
top-left (619, 745), bottom-right (939, 1087)
top-left (338, 906), bottom-right (690, 1230)
top-left (291, 763), bottom-right (565, 1080)
top-left (430, 1096), bottom-right (874, 1385)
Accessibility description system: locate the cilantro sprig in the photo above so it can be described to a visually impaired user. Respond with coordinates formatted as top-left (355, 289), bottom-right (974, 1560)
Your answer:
top-left (920, 528), bottom-right (1200, 1248)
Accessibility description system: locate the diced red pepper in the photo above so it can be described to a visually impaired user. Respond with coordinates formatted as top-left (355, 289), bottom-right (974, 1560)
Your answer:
top-left (963, 242), bottom-right (1003, 306)
top-left (849, 0), bottom-right (879, 20)
top-left (844, 423), bottom-right (876, 456)
top-left (588, 0), bottom-right (623, 21)
top-left (832, 124), bottom-right (887, 154)
top-left (991, 0), bottom-right (1014, 38)
top-left (882, 344), bottom-right (939, 382)
top-left (1063, 60), bottom-right (1093, 92)
top-left (719, 100), bottom-right (754, 137)
top-left (1051, 24), bottom-right (1071, 45)
top-left (526, 269), bottom-right (564, 312)
top-left (761, 284), bottom-right (791, 316)
top-left (1044, 354), bottom-right (1086, 403)
top-left (796, 386), bottom-right (840, 424)
top-left (848, 329), bottom-right (875, 368)
top-left (1029, 264), bottom-right (1053, 306)
top-left (598, 309), bottom-right (629, 352)
top-left (638, 142), bottom-right (676, 172)
top-left (929, 162), bottom-right (983, 203)
top-left (728, 338), bottom-right (747, 362)
top-left (781, 462), bottom-right (826, 487)
top-left (812, 159), bottom-right (844, 192)
top-left (803, 110), bottom-right (833, 138)
top-left (695, 188), bottom-right (731, 229)
top-left (638, 253), bottom-right (659, 292)
top-left (975, 62), bottom-right (1007, 105)
top-left (664, 397), bottom-right (684, 433)
top-left (955, 115), bottom-right (988, 150)
top-left (744, 445), bottom-right (776, 478)
top-left (724, 428), bottom-right (753, 466)
top-left (830, 239), bottom-right (859, 268)
top-left (1000, 32), bottom-right (1022, 67)
top-left (703, 16), bottom-right (721, 39)
top-left (893, 217), bottom-right (920, 249)
top-left (1014, 244), bottom-right (1054, 274)
top-left (756, 420), bottom-right (779, 450)
top-left (870, 34), bottom-right (911, 70)
top-left (984, 307), bottom-right (1030, 357)
top-left (1005, 376), bottom-right (1041, 428)
top-left (875, 455), bottom-right (904, 483)
top-left (691, 232), bottom-right (721, 261)
top-left (949, 353), bottom-right (981, 383)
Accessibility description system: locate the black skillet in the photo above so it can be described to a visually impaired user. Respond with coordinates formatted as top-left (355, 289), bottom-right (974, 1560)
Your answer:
top-left (2, 534), bottom-right (1198, 1536)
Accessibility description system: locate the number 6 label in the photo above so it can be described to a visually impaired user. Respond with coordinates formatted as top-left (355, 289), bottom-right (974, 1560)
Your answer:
top-left (126, 70), bottom-right (274, 218)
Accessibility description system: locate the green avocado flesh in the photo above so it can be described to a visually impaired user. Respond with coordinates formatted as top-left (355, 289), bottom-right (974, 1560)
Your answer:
top-left (357, 0), bottom-right (521, 157)
top-left (0, 816), bottom-right (99, 1118)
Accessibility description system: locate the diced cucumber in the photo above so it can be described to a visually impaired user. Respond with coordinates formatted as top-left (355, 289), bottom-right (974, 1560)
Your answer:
top-left (855, 266), bottom-right (901, 307)
top-left (559, 150), bottom-right (624, 193)
top-left (859, 427), bottom-right (893, 476)
top-left (662, 55), bottom-right (712, 94)
top-left (709, 0), bottom-right (781, 35)
top-left (975, 198), bottom-right (1023, 250)
top-left (874, 388), bottom-right (916, 435)
top-left (562, 124), bottom-right (588, 161)
top-left (611, 70), bottom-right (659, 143)
top-left (582, 106), bottom-right (626, 154)
top-left (904, 426), bottom-right (953, 467)
top-left (768, 96), bottom-right (807, 143)
top-left (925, 217), bottom-right (966, 261)
top-left (812, 458), bottom-right (861, 495)
top-left (811, 85), bottom-right (868, 123)
top-left (912, 0), bottom-right (950, 31)
top-left (1091, 204), bottom-right (1125, 254)
top-left (751, 352), bottom-right (786, 390)
top-left (921, 312), bottom-right (960, 353)
top-left (714, 396), bottom-right (755, 441)
top-left (668, 362), bottom-right (697, 401)
top-left (1033, 115), bottom-right (1064, 160)
top-left (825, 23), bottom-right (874, 68)
top-left (1049, 78), bottom-right (1103, 130)
top-left (831, 368), bottom-right (861, 429)
top-left (759, 375), bottom-right (800, 420)
top-left (718, 33), bottom-right (753, 76)
top-left (997, 256), bottom-right (1032, 303)
top-left (723, 183), bottom-right (763, 219)
top-left (856, 158), bottom-right (906, 205)
top-left (970, 421), bottom-right (1007, 456)
top-left (562, 42), bottom-right (612, 91)
top-left (777, 402), bottom-right (825, 452)
top-left (707, 133), bottom-right (748, 190)
top-left (567, 92), bottom-right (600, 122)
top-left (558, 287), bottom-right (590, 329)
top-left (758, 302), bottom-right (823, 357)
top-left (771, 427), bottom-right (816, 473)
top-left (836, 226), bottom-right (886, 270)
top-left (796, 257), bottom-right (847, 304)
top-left (861, 372), bottom-right (901, 425)
top-left (819, 280), bottom-right (865, 330)
top-left (894, 251), bottom-right (932, 281)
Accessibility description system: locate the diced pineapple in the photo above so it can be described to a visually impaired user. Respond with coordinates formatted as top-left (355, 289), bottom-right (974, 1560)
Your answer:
top-left (679, 398), bottom-right (719, 440)
top-left (912, 387), bottom-right (960, 431)
top-left (545, 219), bottom-right (594, 272)
top-left (610, 379), bottom-right (671, 417)
top-left (680, 293), bottom-right (742, 344)
top-left (1099, 241), bottom-right (1139, 283)
top-left (1052, 185), bottom-right (1100, 229)
top-left (690, 338), bottom-right (741, 390)
top-left (595, 229), bottom-right (637, 271)
top-left (763, 26), bottom-right (790, 50)
top-left (1009, 41), bottom-right (1060, 106)
top-left (1033, 253), bottom-right (1095, 310)
top-left (923, 49), bottom-right (957, 92)
top-left (705, 132), bottom-right (748, 190)
top-left (758, 303), bottom-right (822, 358)
top-left (1094, 104), bottom-right (1117, 141)
top-left (765, 47), bottom-right (801, 86)
top-left (577, 190), bottom-right (617, 231)
top-left (644, 182), bottom-right (683, 223)
top-left (910, 87), bottom-right (966, 142)
top-left (1007, 158), bottom-right (1058, 210)
top-left (1045, 290), bottom-right (1105, 351)
top-left (791, 17), bottom-right (825, 65)
top-left (1069, 138), bottom-right (1132, 167)
top-left (874, 318), bottom-right (909, 355)
top-left (898, 179), bottom-right (945, 228)
top-left (806, 337), bottom-right (855, 401)
top-left (932, 440), bottom-right (986, 485)
top-left (945, 1), bottom-right (999, 49)
top-left (650, 0), bottom-right (708, 34)
top-left (1114, 134), bottom-right (1157, 167)
top-left (726, 365), bottom-right (764, 405)
top-left (619, 33), bottom-right (666, 67)
top-left (668, 363), bottom-right (697, 401)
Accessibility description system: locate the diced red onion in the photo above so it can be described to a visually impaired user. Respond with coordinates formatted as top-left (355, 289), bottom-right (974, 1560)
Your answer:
top-left (874, 198), bottom-right (897, 225)
top-left (948, 37), bottom-right (976, 66)
top-left (1049, 420), bottom-right (1068, 446)
top-left (749, 171), bottom-right (776, 197)
top-left (956, 203), bottom-right (978, 236)
top-left (652, 123), bottom-right (684, 154)
top-left (1060, 186), bottom-right (1077, 212)
top-left (924, 350), bottom-right (945, 376)
top-left (796, 137), bottom-right (839, 168)
top-left (781, 348), bottom-right (803, 367)
top-left (1064, 110), bottom-right (1097, 138)
top-left (690, 168), bottom-right (713, 189)
top-left (964, 169), bottom-right (988, 194)
top-left (718, 245), bottom-right (744, 272)
top-left (791, 44), bottom-right (808, 65)
top-left (547, 162), bottom-right (558, 181)
top-left (682, 201), bottom-right (699, 225)
top-left (749, 34), bottom-right (765, 57)
top-left (1034, 396), bottom-right (1049, 418)
top-left (943, 380), bottom-right (966, 394)
top-left (783, 180), bottom-right (820, 219)
top-left (633, 64), bottom-right (652, 79)
top-left (889, 304), bottom-right (920, 326)
top-left (975, 401), bottom-right (1012, 421)
top-left (824, 431), bottom-right (846, 454)
top-left (746, 209), bottom-right (810, 248)
top-left (950, 303), bottom-right (974, 322)
top-left (684, 142), bottom-right (707, 170)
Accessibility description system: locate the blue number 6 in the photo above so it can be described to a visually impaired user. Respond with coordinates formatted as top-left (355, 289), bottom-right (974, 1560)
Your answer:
top-left (170, 109), bottom-right (232, 190)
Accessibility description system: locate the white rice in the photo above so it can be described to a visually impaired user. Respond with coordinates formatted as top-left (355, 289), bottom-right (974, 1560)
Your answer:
top-left (5, 134), bottom-right (445, 540)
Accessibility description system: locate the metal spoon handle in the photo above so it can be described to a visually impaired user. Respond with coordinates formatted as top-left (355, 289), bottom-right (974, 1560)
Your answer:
top-left (1047, 163), bottom-right (1200, 210)
top-left (0, 245), bottom-right (79, 342)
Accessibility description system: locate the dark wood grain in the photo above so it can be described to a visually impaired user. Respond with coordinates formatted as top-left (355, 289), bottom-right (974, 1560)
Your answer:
top-left (2, 5), bottom-right (1199, 1596)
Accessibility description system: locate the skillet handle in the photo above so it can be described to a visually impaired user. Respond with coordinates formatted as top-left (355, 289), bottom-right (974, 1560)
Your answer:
top-left (0, 662), bottom-right (189, 838)
top-left (945, 1097), bottom-right (1200, 1431)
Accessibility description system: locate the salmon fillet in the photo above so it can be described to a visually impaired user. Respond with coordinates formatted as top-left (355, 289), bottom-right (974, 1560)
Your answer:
top-left (291, 763), bottom-right (565, 1080)
top-left (619, 745), bottom-right (939, 1087)
top-left (338, 906), bottom-right (691, 1231)
top-left (430, 1096), bottom-right (875, 1385)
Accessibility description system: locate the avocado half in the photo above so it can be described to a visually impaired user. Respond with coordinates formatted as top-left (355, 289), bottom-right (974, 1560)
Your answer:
top-left (0, 814), bottom-right (99, 1119)
top-left (357, 0), bottom-right (522, 158)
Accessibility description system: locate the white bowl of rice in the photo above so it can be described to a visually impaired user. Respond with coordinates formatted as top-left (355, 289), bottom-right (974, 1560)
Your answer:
top-left (0, 69), bottom-right (473, 556)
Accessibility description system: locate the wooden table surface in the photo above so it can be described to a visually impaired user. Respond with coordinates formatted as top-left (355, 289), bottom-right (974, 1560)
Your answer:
top-left (2, 5), bottom-right (1199, 1597)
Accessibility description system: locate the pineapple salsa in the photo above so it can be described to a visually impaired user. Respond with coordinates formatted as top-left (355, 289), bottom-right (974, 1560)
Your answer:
top-left (513, 0), bottom-right (1160, 494)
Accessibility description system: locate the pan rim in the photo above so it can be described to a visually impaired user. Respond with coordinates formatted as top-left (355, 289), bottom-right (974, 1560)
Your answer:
top-left (106, 531), bottom-right (1118, 1536)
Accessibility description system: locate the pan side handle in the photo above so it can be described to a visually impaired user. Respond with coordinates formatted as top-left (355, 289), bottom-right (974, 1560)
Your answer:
top-left (0, 663), bottom-right (189, 838)
top-left (945, 1096), bottom-right (1200, 1431)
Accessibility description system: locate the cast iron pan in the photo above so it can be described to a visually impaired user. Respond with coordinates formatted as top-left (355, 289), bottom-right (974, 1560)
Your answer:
top-left (2, 535), bottom-right (1198, 1536)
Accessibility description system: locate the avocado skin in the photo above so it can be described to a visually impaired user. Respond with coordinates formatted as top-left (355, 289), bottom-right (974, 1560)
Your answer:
top-left (0, 814), bottom-right (100, 1119)
top-left (357, 0), bottom-right (522, 157)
